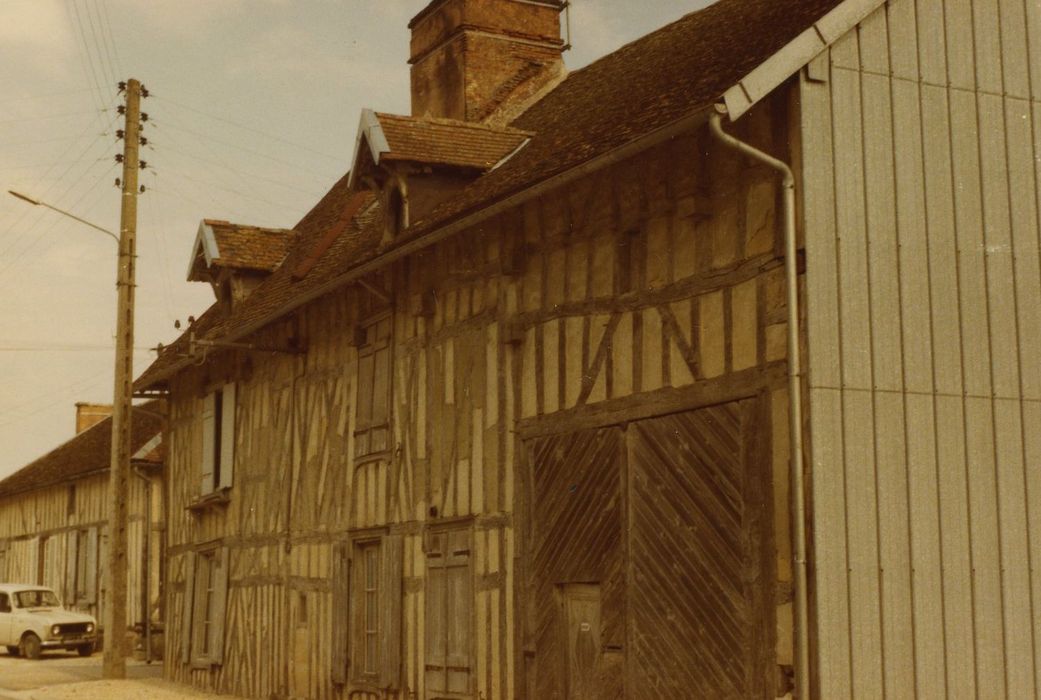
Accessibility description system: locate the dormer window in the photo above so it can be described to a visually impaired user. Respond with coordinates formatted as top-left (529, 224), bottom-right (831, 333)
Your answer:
top-left (386, 185), bottom-right (405, 241)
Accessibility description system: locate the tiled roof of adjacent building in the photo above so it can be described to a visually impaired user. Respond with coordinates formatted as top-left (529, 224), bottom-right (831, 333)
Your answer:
top-left (375, 113), bottom-right (532, 170)
top-left (0, 401), bottom-right (165, 499)
top-left (136, 0), bottom-right (846, 390)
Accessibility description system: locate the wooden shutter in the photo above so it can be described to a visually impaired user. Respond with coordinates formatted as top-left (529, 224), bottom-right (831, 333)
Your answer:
top-left (210, 546), bottom-right (230, 664)
top-left (64, 532), bottom-right (79, 605)
top-left (201, 392), bottom-right (217, 493)
top-left (425, 529), bottom-right (472, 695)
top-left (331, 542), bottom-right (351, 685)
top-left (181, 552), bottom-right (196, 664)
top-left (379, 534), bottom-right (403, 689)
top-left (84, 528), bottom-right (99, 604)
top-left (219, 384), bottom-right (236, 489)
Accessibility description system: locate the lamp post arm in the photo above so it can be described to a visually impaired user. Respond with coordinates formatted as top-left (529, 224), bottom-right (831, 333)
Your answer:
top-left (7, 190), bottom-right (119, 244)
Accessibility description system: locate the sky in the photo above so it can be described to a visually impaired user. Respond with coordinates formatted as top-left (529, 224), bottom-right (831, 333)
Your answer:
top-left (0, 0), bottom-right (712, 479)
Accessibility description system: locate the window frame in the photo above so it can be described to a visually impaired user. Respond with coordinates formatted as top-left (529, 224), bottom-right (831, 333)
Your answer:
top-left (350, 534), bottom-right (383, 685)
top-left (183, 544), bottom-right (229, 669)
top-left (353, 314), bottom-right (393, 461)
top-left (423, 521), bottom-right (474, 698)
top-left (200, 383), bottom-right (236, 497)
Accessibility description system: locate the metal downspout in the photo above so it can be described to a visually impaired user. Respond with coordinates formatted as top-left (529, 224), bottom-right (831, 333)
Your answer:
top-left (709, 104), bottom-right (810, 698)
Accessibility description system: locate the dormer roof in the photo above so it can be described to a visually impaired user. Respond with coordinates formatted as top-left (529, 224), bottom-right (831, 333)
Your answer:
top-left (348, 109), bottom-right (531, 188)
top-left (187, 219), bottom-right (297, 282)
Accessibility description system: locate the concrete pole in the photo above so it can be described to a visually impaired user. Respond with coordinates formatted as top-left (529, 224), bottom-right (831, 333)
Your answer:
top-left (103, 77), bottom-right (141, 680)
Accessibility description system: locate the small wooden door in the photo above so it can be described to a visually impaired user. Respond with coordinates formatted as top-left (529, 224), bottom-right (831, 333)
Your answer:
top-left (561, 584), bottom-right (602, 700)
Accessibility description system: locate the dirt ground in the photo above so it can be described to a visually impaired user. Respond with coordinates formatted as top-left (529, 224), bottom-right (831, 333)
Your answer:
top-left (0, 650), bottom-right (247, 700)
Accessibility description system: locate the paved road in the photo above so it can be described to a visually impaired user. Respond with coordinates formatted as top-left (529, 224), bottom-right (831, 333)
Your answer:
top-left (0, 650), bottom-right (161, 696)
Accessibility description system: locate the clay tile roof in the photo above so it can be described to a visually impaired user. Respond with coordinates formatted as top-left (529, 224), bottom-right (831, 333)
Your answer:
top-left (206, 220), bottom-right (297, 272)
top-left (0, 400), bottom-right (165, 499)
top-left (375, 113), bottom-right (531, 170)
top-left (135, 0), bottom-right (845, 390)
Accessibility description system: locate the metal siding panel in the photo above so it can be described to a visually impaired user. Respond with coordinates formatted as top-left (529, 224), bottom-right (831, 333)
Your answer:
top-left (964, 396), bottom-right (1007, 696)
top-left (920, 84), bottom-right (964, 397)
top-left (893, 78), bottom-right (935, 396)
top-left (914, 0), bottom-right (948, 86)
top-left (1006, 98), bottom-right (1041, 401)
top-left (903, 393), bottom-right (946, 697)
top-left (998, 0), bottom-right (1032, 99)
top-left (862, 72), bottom-right (903, 392)
top-left (808, 387), bottom-right (852, 698)
top-left (873, 392), bottom-right (916, 696)
top-left (949, 89), bottom-right (993, 397)
top-left (843, 390), bottom-right (884, 698)
top-left (857, 5), bottom-right (890, 75)
top-left (832, 66), bottom-right (873, 391)
top-left (1023, 401), bottom-right (1041, 694)
top-left (885, 0), bottom-right (919, 80)
top-left (801, 65), bottom-right (843, 391)
top-left (993, 399), bottom-right (1037, 698)
top-left (979, 94), bottom-right (1020, 400)
top-left (945, 0), bottom-right (977, 91)
top-left (935, 396), bottom-right (977, 697)
top-left (1028, 0), bottom-right (1041, 100)
top-left (973, 0), bottom-right (1004, 94)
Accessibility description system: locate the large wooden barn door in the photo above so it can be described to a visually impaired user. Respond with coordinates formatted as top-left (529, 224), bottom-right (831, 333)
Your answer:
top-left (628, 401), bottom-right (773, 699)
top-left (530, 426), bottom-right (625, 700)
top-left (527, 399), bottom-right (773, 699)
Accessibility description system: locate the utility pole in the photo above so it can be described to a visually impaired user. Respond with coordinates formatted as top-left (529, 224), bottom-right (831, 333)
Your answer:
top-left (103, 77), bottom-right (142, 680)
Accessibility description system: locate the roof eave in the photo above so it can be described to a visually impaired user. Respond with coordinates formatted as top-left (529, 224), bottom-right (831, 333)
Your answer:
top-left (134, 105), bottom-right (715, 391)
top-left (723, 0), bottom-right (886, 119)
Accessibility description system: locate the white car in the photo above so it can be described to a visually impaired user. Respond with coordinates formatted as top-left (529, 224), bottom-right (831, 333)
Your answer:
top-left (0, 584), bottom-right (97, 659)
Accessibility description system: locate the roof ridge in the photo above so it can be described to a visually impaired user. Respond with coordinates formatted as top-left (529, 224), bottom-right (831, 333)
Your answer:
top-left (374, 111), bottom-right (534, 136)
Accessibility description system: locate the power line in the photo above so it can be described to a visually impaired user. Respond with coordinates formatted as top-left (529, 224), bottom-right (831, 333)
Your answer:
top-left (152, 94), bottom-right (342, 163)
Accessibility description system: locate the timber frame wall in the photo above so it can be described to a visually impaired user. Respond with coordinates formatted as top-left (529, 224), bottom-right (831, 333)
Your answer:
top-left (0, 470), bottom-right (163, 632)
top-left (163, 94), bottom-right (799, 700)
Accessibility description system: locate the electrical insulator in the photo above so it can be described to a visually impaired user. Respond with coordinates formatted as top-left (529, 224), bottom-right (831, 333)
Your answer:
top-left (115, 154), bottom-right (124, 163)
top-left (140, 160), bottom-right (148, 169)
top-left (117, 105), bottom-right (126, 115)
top-left (140, 137), bottom-right (148, 146)
top-left (140, 113), bottom-right (149, 122)
top-left (116, 129), bottom-right (125, 139)
top-left (114, 178), bottom-right (121, 187)
top-left (140, 185), bottom-right (146, 194)
top-left (141, 86), bottom-right (149, 98)
top-left (117, 81), bottom-right (127, 92)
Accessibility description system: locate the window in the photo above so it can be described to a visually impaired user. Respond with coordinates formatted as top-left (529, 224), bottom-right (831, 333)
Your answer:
top-left (354, 317), bottom-right (392, 459)
top-left (0, 593), bottom-right (9, 613)
top-left (201, 383), bottom-right (236, 494)
top-left (424, 527), bottom-right (472, 696)
top-left (331, 533), bottom-right (402, 688)
top-left (180, 546), bottom-right (229, 667)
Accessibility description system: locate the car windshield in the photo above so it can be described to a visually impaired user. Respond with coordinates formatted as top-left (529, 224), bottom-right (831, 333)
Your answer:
top-left (15, 590), bottom-right (60, 608)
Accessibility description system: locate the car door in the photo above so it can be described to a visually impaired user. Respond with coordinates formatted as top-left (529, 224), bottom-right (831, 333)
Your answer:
top-left (0, 593), bottom-right (11, 645)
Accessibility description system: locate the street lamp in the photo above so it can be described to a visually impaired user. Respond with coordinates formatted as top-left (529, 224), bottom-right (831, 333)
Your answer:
top-left (8, 79), bottom-right (139, 679)
top-left (7, 190), bottom-right (120, 244)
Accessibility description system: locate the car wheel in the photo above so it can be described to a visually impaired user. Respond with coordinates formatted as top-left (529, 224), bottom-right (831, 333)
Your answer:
top-left (5, 645), bottom-right (18, 657)
top-left (76, 642), bottom-right (94, 657)
top-left (19, 633), bottom-right (42, 660)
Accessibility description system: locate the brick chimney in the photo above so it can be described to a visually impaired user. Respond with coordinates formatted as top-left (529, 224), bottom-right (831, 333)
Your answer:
top-left (408, 0), bottom-right (566, 123)
top-left (75, 403), bottom-right (112, 434)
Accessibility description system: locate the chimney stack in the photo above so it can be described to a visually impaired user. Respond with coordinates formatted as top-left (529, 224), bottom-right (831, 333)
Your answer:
top-left (75, 403), bottom-right (112, 434)
top-left (408, 0), bottom-right (566, 123)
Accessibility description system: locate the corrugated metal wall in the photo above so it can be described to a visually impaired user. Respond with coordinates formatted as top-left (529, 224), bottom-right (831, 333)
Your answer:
top-left (800, 0), bottom-right (1041, 696)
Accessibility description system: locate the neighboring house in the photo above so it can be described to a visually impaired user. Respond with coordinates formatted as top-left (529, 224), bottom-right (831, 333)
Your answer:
top-left (134, 0), bottom-right (1041, 698)
top-left (0, 402), bottom-right (165, 649)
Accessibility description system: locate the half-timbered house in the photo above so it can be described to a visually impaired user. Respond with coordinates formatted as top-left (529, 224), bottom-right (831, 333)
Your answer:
top-left (0, 402), bottom-right (165, 654)
top-left (137, 0), bottom-right (1041, 697)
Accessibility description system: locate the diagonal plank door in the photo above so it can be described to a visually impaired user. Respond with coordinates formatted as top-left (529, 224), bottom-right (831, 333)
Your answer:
top-left (530, 426), bottom-right (625, 700)
top-left (628, 401), bottom-right (773, 699)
